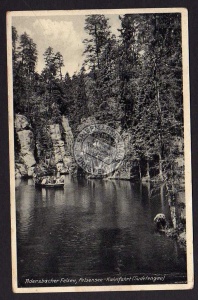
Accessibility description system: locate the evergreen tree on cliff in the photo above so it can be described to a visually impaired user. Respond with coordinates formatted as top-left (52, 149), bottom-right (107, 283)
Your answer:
top-left (83, 15), bottom-right (111, 114)
top-left (41, 46), bottom-right (64, 122)
top-left (12, 28), bottom-right (38, 114)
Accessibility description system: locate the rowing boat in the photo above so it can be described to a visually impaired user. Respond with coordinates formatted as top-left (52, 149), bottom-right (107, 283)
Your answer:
top-left (35, 182), bottom-right (64, 188)
top-left (34, 175), bottom-right (65, 188)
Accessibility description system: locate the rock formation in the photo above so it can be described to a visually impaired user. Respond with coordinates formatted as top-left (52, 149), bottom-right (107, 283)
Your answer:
top-left (14, 114), bottom-right (75, 178)
top-left (15, 114), bottom-right (36, 178)
top-left (48, 117), bottom-right (74, 173)
top-left (62, 116), bottom-right (74, 154)
top-left (154, 213), bottom-right (167, 230)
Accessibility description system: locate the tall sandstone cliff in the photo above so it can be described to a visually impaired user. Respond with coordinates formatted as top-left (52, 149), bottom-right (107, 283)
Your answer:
top-left (15, 114), bottom-right (74, 178)
top-left (48, 116), bottom-right (74, 173)
top-left (15, 114), bottom-right (36, 178)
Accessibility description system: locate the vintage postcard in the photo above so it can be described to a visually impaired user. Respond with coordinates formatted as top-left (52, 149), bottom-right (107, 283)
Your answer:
top-left (7, 8), bottom-right (193, 293)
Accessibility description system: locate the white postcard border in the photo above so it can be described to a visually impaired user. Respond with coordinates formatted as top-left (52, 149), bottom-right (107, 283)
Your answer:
top-left (7, 7), bottom-right (194, 293)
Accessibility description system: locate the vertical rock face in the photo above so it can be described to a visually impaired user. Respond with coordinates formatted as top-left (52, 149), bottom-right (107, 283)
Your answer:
top-left (14, 115), bottom-right (74, 177)
top-left (48, 117), bottom-right (74, 172)
top-left (49, 124), bottom-right (64, 164)
top-left (15, 114), bottom-right (36, 178)
top-left (61, 116), bottom-right (74, 154)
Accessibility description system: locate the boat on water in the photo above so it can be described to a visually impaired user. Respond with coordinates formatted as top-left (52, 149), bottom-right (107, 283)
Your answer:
top-left (34, 174), bottom-right (65, 188)
top-left (35, 182), bottom-right (64, 188)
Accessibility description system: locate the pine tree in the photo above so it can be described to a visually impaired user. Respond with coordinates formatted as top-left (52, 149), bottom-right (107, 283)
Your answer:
top-left (83, 15), bottom-right (111, 71)
top-left (12, 30), bottom-right (38, 114)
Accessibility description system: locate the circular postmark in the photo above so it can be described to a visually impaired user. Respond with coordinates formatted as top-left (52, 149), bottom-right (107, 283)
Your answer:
top-left (74, 124), bottom-right (125, 176)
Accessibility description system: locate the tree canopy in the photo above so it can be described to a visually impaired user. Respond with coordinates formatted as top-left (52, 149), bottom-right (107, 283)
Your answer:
top-left (12, 13), bottom-right (184, 189)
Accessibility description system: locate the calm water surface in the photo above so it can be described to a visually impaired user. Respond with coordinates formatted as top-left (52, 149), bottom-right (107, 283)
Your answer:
top-left (16, 176), bottom-right (187, 287)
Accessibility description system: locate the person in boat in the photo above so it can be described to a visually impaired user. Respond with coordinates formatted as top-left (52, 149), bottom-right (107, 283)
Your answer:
top-left (41, 177), bottom-right (47, 185)
top-left (48, 176), bottom-right (52, 184)
top-left (60, 175), bottom-right (64, 183)
top-left (56, 175), bottom-right (64, 184)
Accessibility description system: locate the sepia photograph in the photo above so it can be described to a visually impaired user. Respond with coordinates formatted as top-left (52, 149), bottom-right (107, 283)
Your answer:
top-left (7, 8), bottom-right (193, 292)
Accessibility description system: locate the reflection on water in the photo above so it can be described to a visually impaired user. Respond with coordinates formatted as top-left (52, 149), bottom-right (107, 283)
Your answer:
top-left (16, 176), bottom-right (187, 287)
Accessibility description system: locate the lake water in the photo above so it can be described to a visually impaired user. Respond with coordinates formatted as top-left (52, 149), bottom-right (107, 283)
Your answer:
top-left (15, 176), bottom-right (187, 287)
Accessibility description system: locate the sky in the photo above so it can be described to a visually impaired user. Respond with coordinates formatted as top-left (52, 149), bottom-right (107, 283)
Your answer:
top-left (12, 14), bottom-right (122, 76)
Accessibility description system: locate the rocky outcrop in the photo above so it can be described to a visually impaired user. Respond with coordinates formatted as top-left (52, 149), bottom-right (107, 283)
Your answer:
top-left (62, 116), bottom-right (74, 154)
top-left (154, 213), bottom-right (166, 230)
top-left (165, 227), bottom-right (186, 249)
top-left (154, 206), bottom-right (186, 249)
top-left (14, 114), bottom-right (75, 177)
top-left (48, 117), bottom-right (74, 173)
top-left (15, 114), bottom-right (36, 178)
